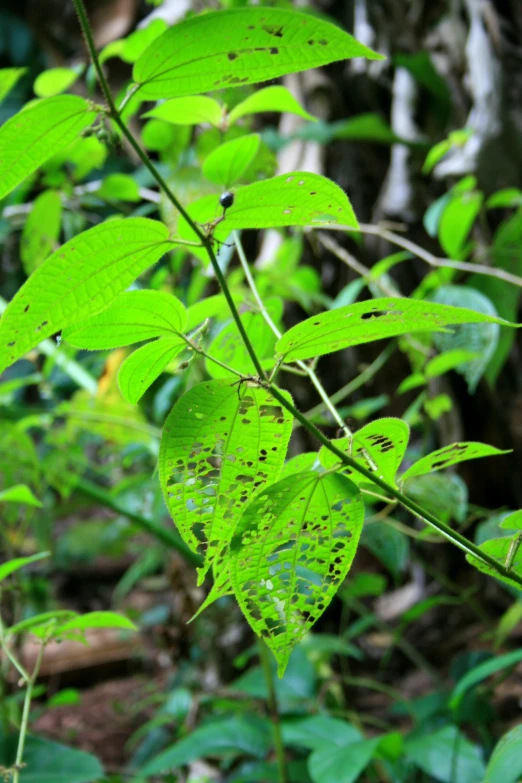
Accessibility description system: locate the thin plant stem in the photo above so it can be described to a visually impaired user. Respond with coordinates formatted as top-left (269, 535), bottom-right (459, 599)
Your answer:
top-left (12, 643), bottom-right (45, 783)
top-left (258, 639), bottom-right (288, 783)
top-left (72, 0), bottom-right (522, 590)
top-left (233, 231), bottom-right (351, 436)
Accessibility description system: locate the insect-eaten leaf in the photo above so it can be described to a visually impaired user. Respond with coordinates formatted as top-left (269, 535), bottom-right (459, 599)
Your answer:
top-left (276, 297), bottom-right (517, 362)
top-left (159, 380), bottom-right (293, 582)
top-left (0, 95), bottom-right (97, 200)
top-left (0, 219), bottom-right (171, 374)
top-left (319, 418), bottom-right (410, 490)
top-left (401, 441), bottom-right (510, 483)
top-left (133, 7), bottom-right (383, 99)
top-left (230, 471), bottom-right (365, 676)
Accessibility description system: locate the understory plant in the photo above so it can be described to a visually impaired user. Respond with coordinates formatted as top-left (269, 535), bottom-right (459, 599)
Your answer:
top-left (1, 2), bottom-right (522, 781)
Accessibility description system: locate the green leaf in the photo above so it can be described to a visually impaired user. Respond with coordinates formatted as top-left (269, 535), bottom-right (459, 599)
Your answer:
top-left (20, 189), bottom-right (62, 274)
top-left (230, 471), bottom-right (364, 676)
top-left (309, 737), bottom-right (380, 783)
top-left (0, 734), bottom-right (103, 783)
top-left (0, 553), bottom-right (49, 584)
top-left (8, 610), bottom-right (77, 638)
top-left (280, 452), bottom-right (319, 480)
top-left (121, 19), bottom-right (168, 63)
top-left (425, 349), bottom-right (480, 378)
top-left (0, 484), bottom-right (42, 507)
top-left (96, 173), bottom-right (140, 202)
top-left (361, 521), bottom-right (409, 580)
top-left (333, 113), bottom-right (400, 144)
top-left (159, 380), bottom-right (293, 579)
top-left (450, 648), bottom-right (522, 711)
top-left (405, 727), bottom-right (485, 783)
top-left (430, 285), bottom-right (500, 392)
top-left (439, 191), bottom-right (483, 259)
top-left (205, 312), bottom-right (276, 379)
top-left (404, 474), bottom-right (468, 524)
top-left (319, 418), bottom-right (410, 489)
top-left (0, 96), bottom-right (97, 201)
top-left (203, 133), bottom-right (261, 187)
top-left (401, 441), bottom-right (509, 482)
top-left (63, 290), bottom-right (186, 350)
top-left (118, 337), bottom-right (186, 404)
top-left (144, 95), bottom-right (223, 126)
top-left (486, 188), bottom-right (522, 209)
top-left (467, 535), bottom-right (522, 591)
top-left (140, 716), bottom-right (270, 775)
top-left (216, 171), bottom-right (358, 230)
top-left (54, 611), bottom-right (136, 636)
top-left (485, 725), bottom-right (522, 783)
top-left (282, 716), bottom-right (361, 751)
top-left (133, 7), bottom-right (383, 100)
top-left (0, 219), bottom-right (171, 373)
top-left (275, 296), bottom-right (515, 362)
top-left (186, 293), bottom-right (242, 330)
top-left (0, 67), bottom-right (27, 103)
top-left (189, 567), bottom-right (234, 623)
top-left (228, 85), bottom-right (316, 125)
top-left (33, 68), bottom-right (79, 98)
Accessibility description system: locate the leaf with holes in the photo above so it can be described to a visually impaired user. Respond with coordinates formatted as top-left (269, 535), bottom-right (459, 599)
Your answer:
top-left (118, 337), bottom-right (186, 404)
top-left (143, 95), bottom-right (223, 126)
top-left (217, 172), bottom-right (356, 229)
top-left (0, 219), bottom-right (171, 374)
top-left (401, 442), bottom-right (510, 482)
top-left (230, 471), bottom-right (364, 676)
top-left (20, 189), bottom-right (62, 275)
top-left (63, 291), bottom-right (187, 350)
top-left (133, 7), bottom-right (383, 100)
top-left (276, 297), bottom-right (517, 362)
top-left (319, 418), bottom-right (410, 489)
top-left (0, 95), bottom-right (97, 200)
top-left (228, 85), bottom-right (316, 125)
top-left (159, 380), bottom-right (293, 581)
top-left (467, 536), bottom-right (522, 591)
top-left (203, 134), bottom-right (261, 187)
top-left (205, 312), bottom-right (277, 379)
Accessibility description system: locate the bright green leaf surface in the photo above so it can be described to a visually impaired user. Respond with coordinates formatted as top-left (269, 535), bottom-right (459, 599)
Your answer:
top-left (159, 380), bottom-right (293, 579)
top-left (486, 724), bottom-right (522, 783)
top-left (439, 191), bottom-right (483, 259)
top-left (228, 85), bottom-right (316, 125)
top-left (55, 611), bottom-right (136, 635)
top-left (186, 293), bottom-right (242, 330)
top-left (34, 68), bottom-right (79, 98)
top-left (0, 67), bottom-right (27, 103)
top-left (319, 418), bottom-right (410, 488)
top-left (309, 737), bottom-right (380, 783)
top-left (144, 95), bottom-right (223, 126)
top-left (121, 19), bottom-right (168, 63)
top-left (280, 452), bottom-right (318, 480)
top-left (276, 297), bottom-right (515, 362)
top-left (401, 441), bottom-right (509, 482)
top-left (467, 533), bottom-right (522, 590)
top-left (203, 133), bottom-right (260, 186)
top-left (64, 290), bottom-right (187, 350)
top-left (205, 312), bottom-right (276, 379)
top-left (425, 349), bottom-right (480, 378)
top-left (486, 188), bottom-right (522, 209)
top-left (217, 171), bottom-right (357, 230)
top-left (0, 96), bottom-right (97, 201)
top-left (96, 173), bottom-right (140, 202)
top-left (133, 7), bottom-right (383, 99)
top-left (118, 336), bottom-right (186, 404)
top-left (0, 734), bottom-right (103, 783)
top-left (406, 727), bottom-right (485, 783)
top-left (0, 553), bottom-right (49, 584)
top-left (20, 189), bottom-right (62, 274)
top-left (230, 471), bottom-right (364, 676)
top-left (0, 484), bottom-right (42, 507)
top-left (0, 219), bottom-right (170, 373)
top-left (8, 610), bottom-right (77, 638)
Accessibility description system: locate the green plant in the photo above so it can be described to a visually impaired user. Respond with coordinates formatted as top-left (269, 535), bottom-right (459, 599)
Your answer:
top-left (1, 3), bottom-right (522, 781)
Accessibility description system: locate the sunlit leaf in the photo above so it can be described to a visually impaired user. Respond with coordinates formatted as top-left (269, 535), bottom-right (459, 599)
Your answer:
top-left (8, 610), bottom-right (77, 638)
top-left (0, 96), bottom-right (97, 200)
top-left (276, 297), bottom-right (515, 362)
top-left (467, 536), bottom-right (522, 591)
top-left (0, 484), bottom-right (42, 507)
top-left (118, 336), bottom-right (186, 404)
top-left (230, 471), bottom-right (364, 676)
top-left (205, 312), bottom-right (276, 379)
top-left (401, 441), bottom-right (509, 482)
top-left (96, 173), bottom-right (140, 202)
top-left (425, 349), bottom-right (479, 378)
top-left (133, 7), bottom-right (383, 99)
top-left (0, 553), bottom-right (49, 584)
top-left (20, 189), bottom-right (62, 274)
top-left (159, 380), bottom-right (293, 580)
top-left (203, 133), bottom-right (260, 187)
top-left (439, 191), bottom-right (483, 259)
top-left (228, 85), bottom-right (316, 125)
top-left (144, 95), bottom-right (223, 127)
top-left (0, 219), bottom-right (171, 374)
top-left (486, 725), bottom-right (522, 783)
top-left (54, 611), bottom-right (136, 636)
top-left (319, 418), bottom-right (410, 489)
top-left (0, 67), bottom-right (27, 103)
top-left (33, 67), bottom-right (79, 98)
top-left (121, 19), bottom-right (168, 63)
top-left (63, 290), bottom-right (187, 350)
